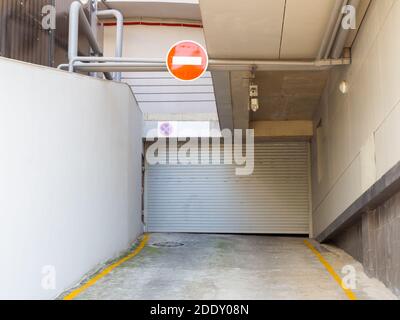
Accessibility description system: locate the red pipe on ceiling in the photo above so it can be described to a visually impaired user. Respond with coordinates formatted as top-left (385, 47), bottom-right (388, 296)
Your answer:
top-left (103, 21), bottom-right (203, 28)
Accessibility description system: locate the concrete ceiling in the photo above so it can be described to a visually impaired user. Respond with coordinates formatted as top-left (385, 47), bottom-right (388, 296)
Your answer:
top-left (199, 0), bottom-right (338, 60)
top-left (280, 0), bottom-right (337, 59)
top-left (213, 70), bottom-right (329, 128)
top-left (101, 0), bottom-right (371, 131)
top-left (250, 71), bottom-right (329, 121)
top-left (199, 0), bottom-right (285, 60)
top-left (199, 0), bottom-right (361, 129)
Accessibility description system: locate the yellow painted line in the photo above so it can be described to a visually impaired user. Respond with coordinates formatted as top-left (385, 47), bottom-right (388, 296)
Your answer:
top-left (63, 234), bottom-right (150, 300)
top-left (304, 240), bottom-right (357, 300)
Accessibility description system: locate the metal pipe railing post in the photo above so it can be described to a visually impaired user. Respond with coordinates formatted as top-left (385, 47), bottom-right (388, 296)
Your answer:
top-left (68, 1), bottom-right (80, 68)
top-left (97, 9), bottom-right (124, 81)
top-left (68, 1), bottom-right (113, 80)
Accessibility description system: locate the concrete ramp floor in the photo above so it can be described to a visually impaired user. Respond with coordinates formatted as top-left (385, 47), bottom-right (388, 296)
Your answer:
top-left (61, 233), bottom-right (397, 300)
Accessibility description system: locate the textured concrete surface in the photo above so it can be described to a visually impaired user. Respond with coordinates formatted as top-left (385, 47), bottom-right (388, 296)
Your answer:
top-left (362, 191), bottom-right (400, 297)
top-left (251, 71), bottom-right (329, 121)
top-left (331, 218), bottom-right (363, 263)
top-left (332, 189), bottom-right (400, 298)
top-left (64, 233), bottom-right (397, 300)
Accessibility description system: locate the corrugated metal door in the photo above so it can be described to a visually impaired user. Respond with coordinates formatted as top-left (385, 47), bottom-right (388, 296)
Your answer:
top-left (145, 142), bottom-right (310, 234)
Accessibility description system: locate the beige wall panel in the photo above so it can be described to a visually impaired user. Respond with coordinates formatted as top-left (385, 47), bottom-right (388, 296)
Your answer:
top-left (251, 121), bottom-right (313, 138)
top-left (280, 0), bottom-right (336, 59)
top-left (313, 155), bottom-right (362, 235)
top-left (199, 0), bottom-right (285, 59)
top-left (375, 102), bottom-right (400, 180)
top-left (312, 0), bottom-right (400, 236)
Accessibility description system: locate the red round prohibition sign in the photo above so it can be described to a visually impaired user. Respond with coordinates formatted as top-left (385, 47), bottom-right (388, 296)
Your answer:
top-left (166, 40), bottom-right (209, 81)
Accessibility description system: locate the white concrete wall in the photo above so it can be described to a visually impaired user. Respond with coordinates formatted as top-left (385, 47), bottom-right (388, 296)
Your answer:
top-left (312, 0), bottom-right (400, 236)
top-left (104, 24), bottom-right (206, 59)
top-left (0, 57), bottom-right (143, 299)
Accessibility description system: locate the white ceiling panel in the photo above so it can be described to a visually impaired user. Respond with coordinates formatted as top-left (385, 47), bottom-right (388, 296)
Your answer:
top-left (138, 101), bottom-right (217, 113)
top-left (122, 72), bottom-right (217, 115)
top-left (124, 76), bottom-right (212, 86)
top-left (135, 93), bottom-right (215, 102)
top-left (132, 85), bottom-right (214, 94)
top-left (280, 0), bottom-right (337, 59)
top-left (199, 0), bottom-right (286, 59)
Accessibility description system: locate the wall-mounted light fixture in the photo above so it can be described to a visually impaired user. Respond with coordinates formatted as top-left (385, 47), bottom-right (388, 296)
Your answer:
top-left (339, 80), bottom-right (349, 94)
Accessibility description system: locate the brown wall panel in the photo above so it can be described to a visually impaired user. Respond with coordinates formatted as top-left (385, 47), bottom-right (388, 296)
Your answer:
top-left (0, 0), bottom-right (91, 67)
top-left (0, 0), bottom-right (52, 66)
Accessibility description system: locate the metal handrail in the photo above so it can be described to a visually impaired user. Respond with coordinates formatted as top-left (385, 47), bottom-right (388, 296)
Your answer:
top-left (58, 56), bottom-right (351, 74)
top-left (96, 9), bottom-right (124, 80)
top-left (67, 1), bottom-right (124, 81)
top-left (62, 1), bottom-right (351, 77)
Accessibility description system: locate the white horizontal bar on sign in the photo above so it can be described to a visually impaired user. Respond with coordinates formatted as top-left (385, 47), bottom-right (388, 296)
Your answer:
top-left (172, 56), bottom-right (202, 66)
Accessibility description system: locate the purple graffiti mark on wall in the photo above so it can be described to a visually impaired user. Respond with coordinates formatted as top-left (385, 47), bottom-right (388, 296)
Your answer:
top-left (159, 122), bottom-right (174, 137)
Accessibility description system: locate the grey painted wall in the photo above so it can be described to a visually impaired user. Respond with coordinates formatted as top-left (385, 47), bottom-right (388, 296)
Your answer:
top-left (361, 193), bottom-right (400, 297)
top-left (332, 190), bottom-right (400, 297)
top-left (330, 219), bottom-right (363, 263)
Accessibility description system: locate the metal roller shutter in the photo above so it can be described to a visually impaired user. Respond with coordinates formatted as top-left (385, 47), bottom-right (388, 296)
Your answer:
top-left (145, 142), bottom-right (310, 234)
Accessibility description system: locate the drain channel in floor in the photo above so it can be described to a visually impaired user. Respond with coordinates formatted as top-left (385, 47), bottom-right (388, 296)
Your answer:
top-left (151, 241), bottom-right (184, 248)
